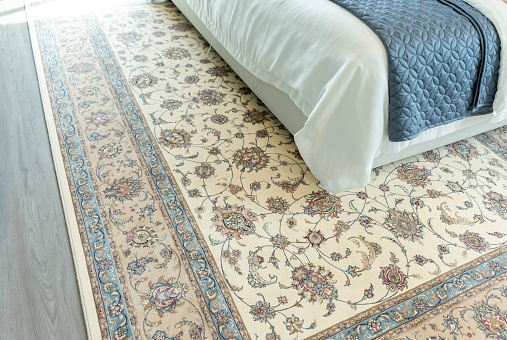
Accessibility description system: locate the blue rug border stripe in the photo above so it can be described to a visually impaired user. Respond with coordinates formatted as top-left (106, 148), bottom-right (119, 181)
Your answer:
top-left (35, 18), bottom-right (133, 339)
top-left (476, 132), bottom-right (507, 160)
top-left (326, 252), bottom-right (507, 338)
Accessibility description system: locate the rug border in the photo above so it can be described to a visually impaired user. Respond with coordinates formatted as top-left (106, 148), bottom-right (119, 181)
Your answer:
top-left (23, 2), bottom-right (101, 339)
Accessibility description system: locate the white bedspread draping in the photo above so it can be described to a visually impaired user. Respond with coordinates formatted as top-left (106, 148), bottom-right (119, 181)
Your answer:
top-left (181, 0), bottom-right (507, 193)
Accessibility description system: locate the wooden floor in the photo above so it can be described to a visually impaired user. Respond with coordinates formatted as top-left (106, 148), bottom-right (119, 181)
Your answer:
top-left (0, 0), bottom-right (88, 338)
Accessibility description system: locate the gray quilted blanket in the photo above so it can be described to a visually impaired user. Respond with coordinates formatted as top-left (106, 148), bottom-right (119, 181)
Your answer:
top-left (329, 0), bottom-right (501, 142)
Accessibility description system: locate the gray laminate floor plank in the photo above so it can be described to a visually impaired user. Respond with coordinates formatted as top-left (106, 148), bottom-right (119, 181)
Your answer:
top-left (0, 0), bottom-right (88, 338)
top-left (0, 23), bottom-right (49, 139)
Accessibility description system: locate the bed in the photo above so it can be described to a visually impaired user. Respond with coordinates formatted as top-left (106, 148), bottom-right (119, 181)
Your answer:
top-left (170, 0), bottom-right (507, 194)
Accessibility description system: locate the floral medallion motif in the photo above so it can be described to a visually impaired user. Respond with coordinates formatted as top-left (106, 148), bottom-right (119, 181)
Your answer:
top-left (243, 108), bottom-right (269, 124)
top-left (184, 75), bottom-right (199, 84)
top-left (284, 315), bottom-right (304, 335)
top-left (291, 264), bottom-right (338, 303)
top-left (125, 225), bottom-right (157, 248)
top-left (104, 177), bottom-right (143, 201)
top-left (158, 128), bottom-right (192, 149)
top-left (472, 300), bottom-right (507, 338)
top-left (383, 208), bottom-right (424, 242)
top-left (133, 55), bottom-right (147, 62)
top-left (108, 301), bottom-right (124, 317)
top-left (150, 283), bottom-right (187, 310)
top-left (194, 163), bottom-right (215, 179)
top-left (303, 191), bottom-right (343, 219)
top-left (206, 66), bottom-right (231, 78)
top-left (162, 47), bottom-right (190, 60)
top-left (483, 191), bottom-right (507, 219)
top-left (127, 257), bottom-right (156, 275)
top-left (270, 234), bottom-right (290, 249)
top-left (250, 300), bottom-right (276, 323)
top-left (160, 99), bottom-right (183, 111)
top-left (143, 278), bottom-right (189, 316)
top-left (273, 178), bottom-right (302, 193)
top-left (266, 197), bottom-right (289, 213)
top-left (131, 72), bottom-right (158, 89)
top-left (232, 147), bottom-right (270, 172)
top-left (422, 150), bottom-right (441, 163)
top-left (446, 181), bottom-right (464, 192)
top-left (210, 114), bottom-right (228, 125)
top-left (120, 31), bottom-right (142, 44)
top-left (447, 140), bottom-right (479, 161)
top-left (459, 231), bottom-right (489, 253)
top-left (86, 110), bottom-right (116, 126)
top-left (442, 313), bottom-right (462, 335)
top-left (169, 21), bottom-right (193, 32)
top-left (212, 204), bottom-right (257, 239)
top-left (396, 163), bottom-right (431, 187)
top-left (98, 142), bottom-right (123, 159)
top-left (69, 62), bottom-right (94, 73)
top-left (193, 89), bottom-right (226, 106)
top-left (304, 230), bottom-right (325, 247)
top-left (379, 264), bottom-right (409, 292)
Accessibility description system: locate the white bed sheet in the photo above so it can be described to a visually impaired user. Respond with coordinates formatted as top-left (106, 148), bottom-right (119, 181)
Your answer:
top-left (181, 0), bottom-right (507, 194)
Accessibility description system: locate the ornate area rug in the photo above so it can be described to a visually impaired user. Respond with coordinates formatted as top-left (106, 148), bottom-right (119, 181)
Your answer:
top-left (26, 0), bottom-right (507, 339)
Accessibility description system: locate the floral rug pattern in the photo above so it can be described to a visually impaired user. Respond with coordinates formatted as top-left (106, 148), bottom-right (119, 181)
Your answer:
top-left (28, 0), bottom-right (507, 339)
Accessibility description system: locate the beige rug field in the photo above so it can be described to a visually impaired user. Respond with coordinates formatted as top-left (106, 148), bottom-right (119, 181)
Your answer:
top-left (26, 0), bottom-right (507, 338)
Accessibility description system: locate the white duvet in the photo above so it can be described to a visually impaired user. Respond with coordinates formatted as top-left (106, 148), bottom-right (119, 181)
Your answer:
top-left (181, 0), bottom-right (507, 193)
